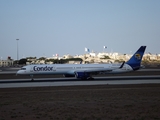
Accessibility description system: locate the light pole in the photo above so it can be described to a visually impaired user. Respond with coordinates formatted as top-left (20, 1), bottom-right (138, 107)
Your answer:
top-left (16, 39), bottom-right (19, 60)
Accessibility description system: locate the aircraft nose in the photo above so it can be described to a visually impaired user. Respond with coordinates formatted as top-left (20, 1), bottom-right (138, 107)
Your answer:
top-left (16, 70), bottom-right (22, 75)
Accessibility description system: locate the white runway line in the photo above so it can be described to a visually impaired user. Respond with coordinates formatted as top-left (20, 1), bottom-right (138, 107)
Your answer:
top-left (0, 79), bottom-right (160, 88)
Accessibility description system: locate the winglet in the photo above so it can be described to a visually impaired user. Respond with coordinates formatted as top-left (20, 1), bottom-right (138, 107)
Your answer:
top-left (126, 46), bottom-right (146, 70)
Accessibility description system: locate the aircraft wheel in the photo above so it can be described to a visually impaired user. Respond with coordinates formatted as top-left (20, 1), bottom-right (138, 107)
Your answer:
top-left (81, 77), bottom-right (87, 80)
top-left (87, 77), bottom-right (94, 80)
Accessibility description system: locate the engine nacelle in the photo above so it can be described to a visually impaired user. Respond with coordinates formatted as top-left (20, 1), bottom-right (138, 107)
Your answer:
top-left (63, 74), bottom-right (75, 77)
top-left (75, 72), bottom-right (90, 79)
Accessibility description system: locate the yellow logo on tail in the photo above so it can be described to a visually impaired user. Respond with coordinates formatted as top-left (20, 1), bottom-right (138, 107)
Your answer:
top-left (135, 54), bottom-right (141, 60)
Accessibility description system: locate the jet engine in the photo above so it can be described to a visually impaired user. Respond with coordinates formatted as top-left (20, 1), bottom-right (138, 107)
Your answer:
top-left (75, 72), bottom-right (90, 79)
top-left (63, 74), bottom-right (75, 77)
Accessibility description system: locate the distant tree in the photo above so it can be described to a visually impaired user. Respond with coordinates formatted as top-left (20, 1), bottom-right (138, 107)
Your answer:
top-left (26, 57), bottom-right (36, 59)
top-left (100, 55), bottom-right (110, 59)
top-left (18, 58), bottom-right (27, 65)
top-left (13, 60), bottom-right (19, 65)
top-left (67, 58), bottom-right (83, 61)
top-left (38, 57), bottom-right (46, 60)
top-left (53, 59), bottom-right (59, 64)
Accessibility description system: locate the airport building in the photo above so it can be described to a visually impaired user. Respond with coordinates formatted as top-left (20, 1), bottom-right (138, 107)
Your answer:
top-left (0, 57), bottom-right (14, 66)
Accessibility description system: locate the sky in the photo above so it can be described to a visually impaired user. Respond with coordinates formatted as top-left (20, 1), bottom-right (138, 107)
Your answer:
top-left (0, 0), bottom-right (160, 60)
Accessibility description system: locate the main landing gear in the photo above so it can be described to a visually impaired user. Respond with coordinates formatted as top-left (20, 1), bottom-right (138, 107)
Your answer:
top-left (75, 72), bottom-right (94, 80)
top-left (85, 73), bottom-right (94, 80)
top-left (87, 77), bottom-right (94, 80)
top-left (80, 77), bottom-right (94, 80)
top-left (30, 75), bottom-right (34, 81)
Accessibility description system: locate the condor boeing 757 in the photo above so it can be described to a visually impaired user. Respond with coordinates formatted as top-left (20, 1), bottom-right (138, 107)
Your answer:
top-left (17, 46), bottom-right (146, 80)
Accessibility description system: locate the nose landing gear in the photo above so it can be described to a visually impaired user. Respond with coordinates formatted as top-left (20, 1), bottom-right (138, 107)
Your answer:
top-left (30, 75), bottom-right (34, 81)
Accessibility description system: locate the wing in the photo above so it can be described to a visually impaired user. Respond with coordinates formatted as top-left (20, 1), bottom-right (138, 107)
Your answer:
top-left (71, 62), bottom-right (125, 79)
top-left (72, 68), bottom-right (114, 79)
top-left (75, 68), bottom-right (113, 74)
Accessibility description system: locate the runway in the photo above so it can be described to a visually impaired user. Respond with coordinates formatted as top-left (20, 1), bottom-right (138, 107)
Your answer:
top-left (0, 75), bottom-right (160, 88)
top-left (0, 68), bottom-right (160, 88)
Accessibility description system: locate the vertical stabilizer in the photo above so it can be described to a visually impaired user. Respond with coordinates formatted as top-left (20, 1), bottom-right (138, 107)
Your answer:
top-left (126, 46), bottom-right (146, 70)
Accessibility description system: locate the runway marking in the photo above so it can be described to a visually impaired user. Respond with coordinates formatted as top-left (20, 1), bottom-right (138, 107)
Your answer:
top-left (0, 75), bottom-right (160, 88)
top-left (0, 80), bottom-right (160, 88)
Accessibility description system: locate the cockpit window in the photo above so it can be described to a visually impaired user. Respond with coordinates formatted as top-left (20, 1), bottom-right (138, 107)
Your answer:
top-left (21, 68), bottom-right (26, 70)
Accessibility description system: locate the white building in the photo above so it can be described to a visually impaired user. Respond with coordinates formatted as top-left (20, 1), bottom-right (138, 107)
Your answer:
top-left (0, 57), bottom-right (14, 66)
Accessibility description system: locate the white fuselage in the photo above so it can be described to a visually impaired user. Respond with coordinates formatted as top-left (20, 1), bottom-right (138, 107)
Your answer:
top-left (17, 63), bottom-right (133, 76)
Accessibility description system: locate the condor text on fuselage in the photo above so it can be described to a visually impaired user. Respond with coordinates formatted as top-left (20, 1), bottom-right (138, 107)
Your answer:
top-left (33, 66), bottom-right (54, 71)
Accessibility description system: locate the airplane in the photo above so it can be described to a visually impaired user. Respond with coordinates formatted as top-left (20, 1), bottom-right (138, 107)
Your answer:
top-left (16, 46), bottom-right (146, 81)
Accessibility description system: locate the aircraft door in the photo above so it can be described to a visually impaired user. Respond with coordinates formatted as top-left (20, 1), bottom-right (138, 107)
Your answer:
top-left (30, 66), bottom-right (33, 72)
top-left (126, 64), bottom-right (130, 70)
top-left (123, 64), bottom-right (127, 70)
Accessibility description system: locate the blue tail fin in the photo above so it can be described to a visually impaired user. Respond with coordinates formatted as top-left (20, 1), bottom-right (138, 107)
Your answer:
top-left (126, 46), bottom-right (146, 70)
